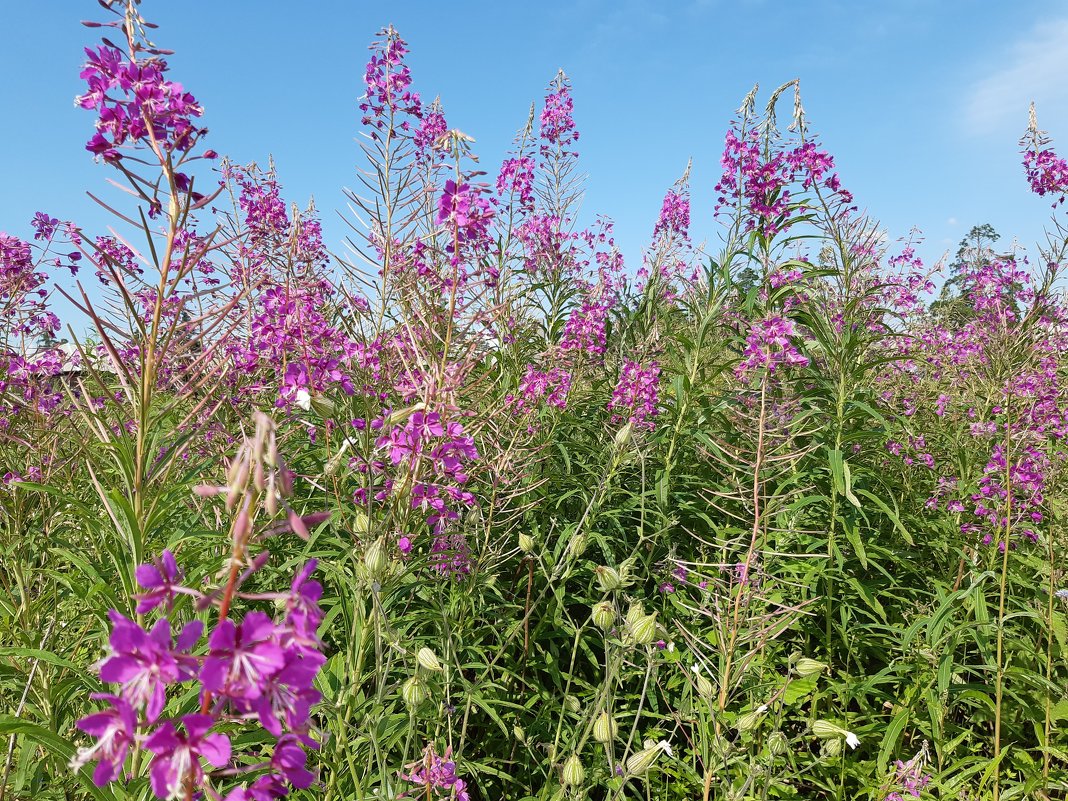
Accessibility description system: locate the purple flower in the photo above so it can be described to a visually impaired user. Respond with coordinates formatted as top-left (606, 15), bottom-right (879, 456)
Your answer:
top-left (401, 746), bottom-right (469, 801)
top-left (608, 361), bottom-right (661, 431)
top-left (735, 316), bottom-right (809, 378)
top-left (72, 694), bottom-right (137, 786)
top-left (201, 611), bottom-right (285, 700)
top-left (99, 613), bottom-right (200, 722)
top-left (271, 735), bottom-right (316, 789)
top-left (144, 714), bottom-right (231, 800)
top-left (135, 550), bottom-right (183, 614)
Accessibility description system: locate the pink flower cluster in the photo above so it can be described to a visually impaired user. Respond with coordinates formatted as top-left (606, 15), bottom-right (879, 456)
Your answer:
top-left (508, 364), bottom-right (572, 415)
top-left (73, 552), bottom-right (324, 800)
top-left (360, 27), bottom-right (421, 134)
top-left (714, 126), bottom-right (850, 237)
top-left (560, 299), bottom-right (609, 358)
top-left (652, 188), bottom-right (691, 242)
top-left (496, 156), bottom-right (536, 213)
top-left (1023, 147), bottom-right (1068, 206)
top-left (609, 361), bottom-right (661, 431)
top-left (78, 45), bottom-right (206, 164)
top-left (736, 316), bottom-right (809, 378)
top-left (401, 745), bottom-right (469, 801)
top-left (539, 74), bottom-right (579, 159)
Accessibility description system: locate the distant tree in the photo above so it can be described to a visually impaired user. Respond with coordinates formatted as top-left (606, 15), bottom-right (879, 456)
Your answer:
top-left (930, 223), bottom-right (1002, 326)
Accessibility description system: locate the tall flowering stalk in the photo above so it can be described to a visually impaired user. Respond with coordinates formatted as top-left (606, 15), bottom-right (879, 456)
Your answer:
top-left (73, 414), bottom-right (326, 800)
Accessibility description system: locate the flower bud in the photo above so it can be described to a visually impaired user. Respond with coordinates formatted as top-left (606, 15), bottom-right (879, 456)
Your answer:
top-left (811, 720), bottom-right (845, 739)
top-left (591, 602), bottom-right (616, 630)
top-left (767, 731), bottom-right (788, 756)
top-left (387, 402), bottom-right (425, 427)
top-left (614, 421), bottom-right (634, 449)
top-left (265, 473), bottom-right (279, 515)
top-left (794, 658), bottom-right (827, 677)
top-left (623, 605), bottom-right (657, 646)
top-left (695, 673), bottom-right (714, 699)
top-left (364, 538), bottom-right (387, 578)
top-left (593, 712), bottom-right (617, 743)
top-left (735, 706), bottom-right (766, 732)
top-left (822, 737), bottom-right (842, 758)
top-left (595, 565), bottom-right (622, 592)
top-left (513, 725), bottom-right (526, 744)
top-left (565, 695), bottom-right (580, 713)
top-left (561, 754), bottom-right (585, 787)
top-left (625, 740), bottom-right (669, 778)
top-left (568, 534), bottom-right (587, 559)
top-left (401, 675), bottom-right (428, 707)
top-left (416, 647), bottom-right (443, 672)
top-left (519, 533), bottom-right (535, 553)
top-left (310, 394), bottom-right (336, 418)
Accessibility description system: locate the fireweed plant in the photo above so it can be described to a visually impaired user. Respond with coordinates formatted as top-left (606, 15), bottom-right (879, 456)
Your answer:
top-left (1, 2), bottom-right (1067, 801)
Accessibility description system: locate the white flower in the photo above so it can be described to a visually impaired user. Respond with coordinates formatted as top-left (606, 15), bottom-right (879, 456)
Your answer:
top-left (659, 740), bottom-right (673, 757)
top-left (295, 389), bottom-right (312, 411)
top-left (844, 731), bottom-right (860, 750)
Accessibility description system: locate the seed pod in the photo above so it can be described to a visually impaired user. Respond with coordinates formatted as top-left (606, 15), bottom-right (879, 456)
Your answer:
top-left (593, 712), bottom-right (617, 743)
top-left (561, 754), bottom-right (585, 787)
top-left (568, 533), bottom-right (587, 558)
top-left (519, 533), bottom-right (535, 553)
top-left (513, 725), bottom-right (526, 744)
top-left (595, 565), bottom-right (622, 592)
top-left (592, 602), bottom-right (616, 630)
top-left (416, 646), bottom-right (443, 672)
top-left (401, 675), bottom-right (427, 707)
top-left (613, 421), bottom-right (634, 449)
top-left (565, 695), bottom-right (581, 713)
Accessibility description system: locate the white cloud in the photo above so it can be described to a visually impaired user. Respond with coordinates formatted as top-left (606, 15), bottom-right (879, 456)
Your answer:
top-left (964, 17), bottom-right (1068, 135)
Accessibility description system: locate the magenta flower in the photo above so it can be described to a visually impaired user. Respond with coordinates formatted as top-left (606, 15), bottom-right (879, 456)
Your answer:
top-left (99, 614), bottom-right (200, 722)
top-left (72, 694), bottom-right (137, 786)
top-left (144, 714), bottom-right (231, 800)
top-left (270, 735), bottom-right (317, 789)
top-left (735, 316), bottom-right (809, 378)
top-left (201, 611), bottom-right (285, 700)
top-left (401, 746), bottom-right (470, 801)
top-left (135, 550), bottom-right (183, 614)
top-left (608, 361), bottom-right (661, 431)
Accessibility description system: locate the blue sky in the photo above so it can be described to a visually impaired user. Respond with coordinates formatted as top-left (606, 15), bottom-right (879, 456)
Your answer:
top-left (3, 0), bottom-right (1067, 328)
